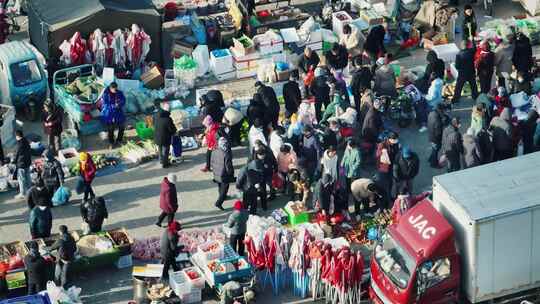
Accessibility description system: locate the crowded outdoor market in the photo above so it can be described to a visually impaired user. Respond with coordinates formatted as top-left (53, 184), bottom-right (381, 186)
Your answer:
top-left (1, 0), bottom-right (540, 303)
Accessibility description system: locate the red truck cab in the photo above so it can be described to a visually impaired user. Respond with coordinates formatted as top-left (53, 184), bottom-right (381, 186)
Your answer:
top-left (369, 200), bottom-right (461, 304)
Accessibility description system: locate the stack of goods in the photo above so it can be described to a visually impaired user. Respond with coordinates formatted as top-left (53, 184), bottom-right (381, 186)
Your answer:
top-left (177, 228), bottom-right (226, 253)
top-left (55, 76), bottom-right (104, 124)
top-left (296, 17), bottom-right (323, 51)
top-left (193, 242), bottom-right (252, 286)
top-left (209, 49), bottom-right (235, 81)
top-left (284, 201), bottom-right (309, 226)
top-left (118, 140), bottom-right (158, 164)
top-left (173, 55), bottom-right (198, 88)
top-left (77, 235), bottom-right (114, 257)
top-left (333, 210), bottom-right (393, 246)
top-left (146, 283), bottom-right (173, 302)
top-left (271, 209), bottom-right (289, 225)
top-left (481, 18), bottom-right (540, 46)
top-left (132, 237), bottom-right (161, 260)
top-left (231, 39), bottom-right (261, 79)
top-left (307, 241), bottom-right (364, 304)
top-left (0, 242), bottom-right (27, 280)
top-left (169, 267), bottom-right (204, 303)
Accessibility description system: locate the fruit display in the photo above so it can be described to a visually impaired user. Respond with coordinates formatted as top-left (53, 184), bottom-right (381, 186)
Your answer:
top-left (285, 201), bottom-right (306, 216)
top-left (109, 230), bottom-right (131, 246)
top-left (185, 269), bottom-right (200, 280)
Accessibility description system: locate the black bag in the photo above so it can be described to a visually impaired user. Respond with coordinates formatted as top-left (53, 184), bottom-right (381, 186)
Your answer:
top-left (85, 199), bottom-right (101, 223)
top-left (42, 162), bottom-right (58, 186)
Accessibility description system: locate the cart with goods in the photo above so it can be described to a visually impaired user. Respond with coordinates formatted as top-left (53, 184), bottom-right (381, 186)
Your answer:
top-left (53, 65), bottom-right (105, 138)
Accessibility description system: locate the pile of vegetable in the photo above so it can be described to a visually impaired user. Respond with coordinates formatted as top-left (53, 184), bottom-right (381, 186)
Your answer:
top-left (69, 154), bottom-right (119, 176)
top-left (119, 140), bottom-right (158, 164)
top-left (334, 209), bottom-right (393, 245)
top-left (77, 235), bottom-right (114, 257)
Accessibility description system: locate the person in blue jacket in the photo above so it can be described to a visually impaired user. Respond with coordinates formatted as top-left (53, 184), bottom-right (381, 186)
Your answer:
top-left (29, 201), bottom-right (53, 239)
top-left (101, 82), bottom-right (126, 149)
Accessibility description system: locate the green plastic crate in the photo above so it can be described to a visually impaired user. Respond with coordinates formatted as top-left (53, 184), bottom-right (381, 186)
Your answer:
top-left (322, 41), bottom-right (333, 52)
top-left (285, 210), bottom-right (309, 226)
top-left (135, 121), bottom-right (154, 140)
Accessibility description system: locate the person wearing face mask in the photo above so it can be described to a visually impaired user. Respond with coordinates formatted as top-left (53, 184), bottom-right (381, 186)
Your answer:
top-left (100, 82), bottom-right (126, 149)
top-left (29, 200), bottom-right (53, 239)
top-left (442, 117), bottom-right (464, 172)
top-left (375, 132), bottom-right (399, 197)
top-left (236, 149), bottom-right (267, 214)
top-left (211, 130), bottom-right (235, 210)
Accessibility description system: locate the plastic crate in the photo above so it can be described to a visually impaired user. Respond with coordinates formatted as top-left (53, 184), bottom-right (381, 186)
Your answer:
top-left (182, 267), bottom-right (205, 289)
top-left (135, 121), bottom-right (154, 140)
top-left (285, 210), bottom-right (309, 226)
top-left (197, 241), bottom-right (224, 261)
top-left (0, 294), bottom-right (51, 304)
top-left (178, 288), bottom-right (201, 303)
top-left (170, 270), bottom-right (191, 296)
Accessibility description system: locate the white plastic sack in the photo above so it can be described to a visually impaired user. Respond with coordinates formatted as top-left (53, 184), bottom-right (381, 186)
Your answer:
top-left (510, 92), bottom-right (529, 108)
top-left (193, 45), bottom-right (210, 77)
top-left (224, 107), bottom-right (244, 125)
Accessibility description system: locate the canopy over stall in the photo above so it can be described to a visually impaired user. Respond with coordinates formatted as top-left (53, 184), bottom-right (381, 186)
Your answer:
top-left (27, 0), bottom-right (161, 63)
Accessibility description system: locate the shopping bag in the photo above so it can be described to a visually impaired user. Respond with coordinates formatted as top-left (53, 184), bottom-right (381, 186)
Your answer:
top-left (81, 222), bottom-right (90, 235)
top-left (272, 172), bottom-right (284, 190)
top-left (171, 135), bottom-right (183, 158)
top-left (75, 177), bottom-right (85, 194)
top-left (303, 68), bottom-right (315, 87)
top-left (52, 186), bottom-right (71, 206)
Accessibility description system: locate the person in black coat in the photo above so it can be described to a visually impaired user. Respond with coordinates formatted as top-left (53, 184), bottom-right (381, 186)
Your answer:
top-left (350, 58), bottom-right (373, 116)
top-left (392, 147), bottom-right (420, 198)
top-left (24, 242), bottom-right (48, 295)
top-left (201, 90), bottom-right (225, 123)
top-left (247, 93), bottom-right (267, 126)
top-left (283, 71), bottom-right (302, 118)
top-left (476, 127), bottom-right (493, 164)
top-left (362, 101), bottom-right (383, 154)
top-left (462, 5), bottom-right (477, 42)
top-left (46, 225), bottom-right (77, 289)
top-left (160, 221), bottom-right (181, 279)
top-left (251, 140), bottom-right (278, 200)
top-left (41, 149), bottom-right (64, 202)
top-left (452, 40), bottom-right (478, 103)
top-left (255, 81), bottom-right (280, 128)
top-left (211, 131), bottom-right (235, 210)
top-left (521, 111), bottom-right (539, 154)
top-left (417, 51), bottom-right (445, 93)
top-left (310, 69), bottom-right (330, 122)
top-left (236, 153), bottom-right (267, 214)
top-left (513, 32), bottom-right (534, 79)
top-left (442, 117), bottom-right (464, 172)
top-left (298, 47), bottom-right (320, 74)
top-left (14, 130), bottom-right (32, 199)
top-left (80, 196), bottom-right (109, 233)
top-left (153, 102), bottom-right (177, 168)
top-left (27, 179), bottom-right (51, 210)
top-left (324, 43), bottom-right (348, 71)
top-left (364, 25), bottom-right (386, 63)
top-left (427, 103), bottom-right (449, 168)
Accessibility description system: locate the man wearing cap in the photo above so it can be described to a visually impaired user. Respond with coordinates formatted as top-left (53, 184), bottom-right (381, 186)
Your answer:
top-left (392, 146), bottom-right (420, 199)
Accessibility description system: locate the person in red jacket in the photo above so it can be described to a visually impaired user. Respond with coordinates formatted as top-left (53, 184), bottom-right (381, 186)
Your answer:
top-left (156, 174), bottom-right (178, 227)
top-left (201, 115), bottom-right (220, 172)
top-left (79, 152), bottom-right (96, 201)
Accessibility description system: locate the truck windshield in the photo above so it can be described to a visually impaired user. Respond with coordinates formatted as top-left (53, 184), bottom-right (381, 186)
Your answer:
top-left (11, 60), bottom-right (42, 87)
top-left (375, 231), bottom-right (416, 289)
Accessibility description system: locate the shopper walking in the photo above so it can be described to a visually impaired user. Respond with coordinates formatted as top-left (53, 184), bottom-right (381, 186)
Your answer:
top-left (362, 99), bottom-right (384, 160)
top-left (255, 81), bottom-right (280, 128)
top-left (442, 117), bottom-right (464, 172)
top-left (283, 71), bottom-right (302, 118)
top-left (494, 35), bottom-right (514, 88)
top-left (80, 196), bottom-right (108, 233)
top-left (236, 150), bottom-right (266, 215)
top-left (462, 5), bottom-right (477, 43)
top-left (43, 100), bottom-right (63, 155)
top-left (475, 41), bottom-right (495, 94)
top-left (79, 152), bottom-right (96, 201)
top-left (160, 221), bottom-right (182, 280)
top-left (29, 202), bottom-right (52, 239)
top-left (154, 102), bottom-right (177, 168)
top-left (392, 146), bottom-right (420, 198)
top-left (227, 200), bottom-right (249, 256)
top-left (14, 130), bottom-right (32, 199)
top-left (155, 174), bottom-right (178, 226)
top-left (211, 134), bottom-right (234, 210)
top-left (24, 241), bottom-right (48, 295)
top-left (100, 82), bottom-right (126, 149)
top-left (489, 108), bottom-right (514, 161)
top-left (452, 40), bottom-right (478, 103)
top-left (27, 179), bottom-right (51, 210)
top-left (201, 115), bottom-right (220, 172)
top-left (41, 149), bottom-right (64, 202)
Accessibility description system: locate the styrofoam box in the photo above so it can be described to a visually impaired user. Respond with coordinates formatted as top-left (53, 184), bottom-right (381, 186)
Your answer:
top-left (210, 49), bottom-right (234, 75)
top-left (432, 43), bottom-right (459, 63)
top-left (230, 47), bottom-right (261, 62)
top-left (182, 267), bottom-right (205, 289)
top-left (253, 33), bottom-right (284, 56)
top-left (58, 147), bottom-right (79, 167)
top-left (115, 254), bottom-right (132, 269)
top-left (236, 67), bottom-right (258, 79)
top-left (214, 70), bottom-right (236, 81)
top-left (179, 288), bottom-right (202, 304)
top-left (332, 11), bottom-right (352, 37)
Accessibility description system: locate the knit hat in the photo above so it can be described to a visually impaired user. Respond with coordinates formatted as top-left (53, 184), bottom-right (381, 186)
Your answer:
top-left (233, 200), bottom-right (243, 210)
top-left (167, 173), bottom-right (177, 183)
top-left (79, 152), bottom-right (89, 162)
top-left (168, 221), bottom-right (181, 233)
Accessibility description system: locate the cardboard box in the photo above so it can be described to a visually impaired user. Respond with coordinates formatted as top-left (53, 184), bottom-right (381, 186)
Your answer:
top-left (361, 8), bottom-right (384, 26)
top-left (275, 69), bottom-right (291, 82)
top-left (332, 11), bottom-right (353, 37)
top-left (171, 38), bottom-right (196, 58)
top-left (141, 66), bottom-right (164, 89)
top-left (232, 35), bottom-right (255, 56)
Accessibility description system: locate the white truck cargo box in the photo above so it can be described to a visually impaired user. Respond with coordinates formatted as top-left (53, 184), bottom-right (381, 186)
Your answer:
top-left (432, 152), bottom-right (540, 303)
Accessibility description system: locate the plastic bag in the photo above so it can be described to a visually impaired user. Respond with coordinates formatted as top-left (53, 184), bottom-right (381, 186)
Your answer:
top-left (272, 172), bottom-right (284, 190)
top-left (75, 177), bottom-right (85, 195)
top-left (52, 186), bottom-right (71, 206)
